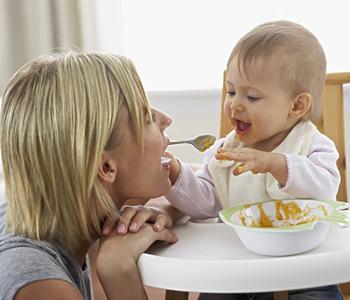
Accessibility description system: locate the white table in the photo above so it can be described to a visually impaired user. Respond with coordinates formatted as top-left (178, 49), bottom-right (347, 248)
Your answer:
top-left (138, 221), bottom-right (350, 299)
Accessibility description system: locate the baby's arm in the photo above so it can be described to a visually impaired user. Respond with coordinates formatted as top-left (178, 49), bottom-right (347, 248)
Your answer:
top-left (165, 141), bottom-right (224, 219)
top-left (166, 162), bottom-right (222, 219)
top-left (217, 133), bottom-right (340, 199)
top-left (280, 133), bottom-right (340, 199)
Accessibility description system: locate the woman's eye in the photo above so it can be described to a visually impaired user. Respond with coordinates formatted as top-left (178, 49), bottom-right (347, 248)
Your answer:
top-left (145, 114), bottom-right (153, 124)
top-left (227, 91), bottom-right (236, 96)
top-left (151, 113), bottom-right (156, 122)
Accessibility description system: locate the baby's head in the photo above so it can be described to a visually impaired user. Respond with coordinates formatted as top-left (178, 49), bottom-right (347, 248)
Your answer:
top-left (228, 20), bottom-right (326, 123)
top-left (0, 51), bottom-right (152, 251)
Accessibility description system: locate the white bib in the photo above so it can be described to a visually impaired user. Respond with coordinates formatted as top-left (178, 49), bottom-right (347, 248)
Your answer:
top-left (208, 120), bottom-right (317, 208)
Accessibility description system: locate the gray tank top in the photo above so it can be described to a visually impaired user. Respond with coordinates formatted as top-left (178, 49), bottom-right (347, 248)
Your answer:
top-left (0, 203), bottom-right (93, 300)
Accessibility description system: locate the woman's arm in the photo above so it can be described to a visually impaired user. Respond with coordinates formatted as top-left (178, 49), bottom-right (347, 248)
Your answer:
top-left (96, 224), bottom-right (177, 300)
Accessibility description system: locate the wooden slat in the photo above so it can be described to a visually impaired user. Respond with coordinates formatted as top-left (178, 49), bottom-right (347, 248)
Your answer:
top-left (220, 70), bottom-right (232, 138)
top-left (274, 291), bottom-right (288, 300)
top-left (340, 283), bottom-right (350, 299)
top-left (325, 72), bottom-right (350, 85)
top-left (165, 290), bottom-right (189, 300)
top-left (321, 83), bottom-right (347, 202)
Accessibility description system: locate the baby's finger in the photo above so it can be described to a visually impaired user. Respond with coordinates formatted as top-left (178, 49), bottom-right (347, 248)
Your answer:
top-left (243, 161), bottom-right (258, 174)
top-left (232, 164), bottom-right (247, 176)
top-left (232, 161), bottom-right (256, 175)
top-left (164, 151), bottom-right (175, 159)
top-left (216, 150), bottom-right (245, 161)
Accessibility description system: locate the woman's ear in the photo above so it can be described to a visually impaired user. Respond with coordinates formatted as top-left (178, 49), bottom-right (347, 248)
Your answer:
top-left (98, 152), bottom-right (117, 183)
top-left (289, 92), bottom-right (312, 119)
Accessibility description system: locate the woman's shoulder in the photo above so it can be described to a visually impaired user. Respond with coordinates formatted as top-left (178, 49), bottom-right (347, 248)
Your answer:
top-left (0, 234), bottom-right (74, 299)
top-left (0, 204), bottom-right (91, 300)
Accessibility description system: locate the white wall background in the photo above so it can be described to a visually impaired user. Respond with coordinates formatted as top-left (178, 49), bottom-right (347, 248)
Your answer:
top-left (344, 85), bottom-right (350, 201)
top-left (96, 0), bottom-right (350, 91)
top-left (94, 0), bottom-right (350, 199)
top-left (1, 1), bottom-right (350, 202)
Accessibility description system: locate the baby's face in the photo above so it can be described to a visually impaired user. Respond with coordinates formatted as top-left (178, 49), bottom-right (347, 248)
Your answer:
top-left (224, 55), bottom-right (297, 151)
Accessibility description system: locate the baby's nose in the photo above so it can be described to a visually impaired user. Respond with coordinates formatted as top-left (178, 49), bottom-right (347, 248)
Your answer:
top-left (230, 99), bottom-right (244, 113)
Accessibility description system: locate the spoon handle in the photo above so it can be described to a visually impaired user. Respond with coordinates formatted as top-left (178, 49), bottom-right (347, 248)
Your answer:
top-left (169, 140), bottom-right (192, 145)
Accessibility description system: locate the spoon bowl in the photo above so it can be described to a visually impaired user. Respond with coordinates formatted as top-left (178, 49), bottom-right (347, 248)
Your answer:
top-left (169, 134), bottom-right (216, 152)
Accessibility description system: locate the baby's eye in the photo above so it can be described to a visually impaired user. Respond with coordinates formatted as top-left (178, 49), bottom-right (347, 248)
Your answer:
top-left (247, 95), bottom-right (260, 101)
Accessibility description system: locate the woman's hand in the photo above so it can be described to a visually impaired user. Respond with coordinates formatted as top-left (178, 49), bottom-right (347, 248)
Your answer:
top-left (96, 224), bottom-right (177, 300)
top-left (101, 204), bottom-right (173, 236)
top-left (117, 205), bottom-right (173, 234)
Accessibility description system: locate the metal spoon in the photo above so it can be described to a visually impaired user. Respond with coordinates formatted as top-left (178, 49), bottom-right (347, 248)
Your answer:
top-left (169, 134), bottom-right (216, 152)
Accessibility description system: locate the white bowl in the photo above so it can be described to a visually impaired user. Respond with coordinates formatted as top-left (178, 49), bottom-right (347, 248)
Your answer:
top-left (219, 199), bottom-right (349, 256)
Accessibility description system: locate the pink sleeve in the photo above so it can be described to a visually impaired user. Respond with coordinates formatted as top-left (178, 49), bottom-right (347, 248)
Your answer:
top-left (165, 140), bottom-right (224, 219)
top-left (280, 132), bottom-right (340, 200)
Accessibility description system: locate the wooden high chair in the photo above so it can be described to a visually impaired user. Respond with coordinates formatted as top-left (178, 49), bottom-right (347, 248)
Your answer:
top-left (220, 71), bottom-right (350, 300)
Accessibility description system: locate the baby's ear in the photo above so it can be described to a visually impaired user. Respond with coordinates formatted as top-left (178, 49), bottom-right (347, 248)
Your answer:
top-left (290, 92), bottom-right (312, 119)
top-left (98, 152), bottom-right (118, 183)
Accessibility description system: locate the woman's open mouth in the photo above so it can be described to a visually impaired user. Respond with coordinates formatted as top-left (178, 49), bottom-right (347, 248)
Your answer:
top-left (235, 120), bottom-right (251, 136)
top-left (161, 156), bottom-right (172, 169)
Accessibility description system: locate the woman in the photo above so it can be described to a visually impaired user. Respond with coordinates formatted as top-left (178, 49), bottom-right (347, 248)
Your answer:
top-left (0, 51), bottom-right (177, 299)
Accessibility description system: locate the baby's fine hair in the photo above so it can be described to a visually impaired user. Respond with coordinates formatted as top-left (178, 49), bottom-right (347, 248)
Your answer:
top-left (0, 51), bottom-right (151, 252)
top-left (228, 20), bottom-right (326, 123)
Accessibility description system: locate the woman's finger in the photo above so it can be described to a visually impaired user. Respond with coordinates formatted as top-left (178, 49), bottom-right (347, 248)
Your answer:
top-left (158, 228), bottom-right (178, 243)
top-left (148, 226), bottom-right (178, 244)
top-left (128, 206), bottom-right (162, 232)
top-left (117, 205), bottom-right (142, 234)
top-left (153, 213), bottom-right (172, 231)
top-left (101, 214), bottom-right (120, 235)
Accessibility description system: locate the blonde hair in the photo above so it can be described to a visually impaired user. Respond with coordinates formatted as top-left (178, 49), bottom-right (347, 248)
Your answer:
top-left (228, 20), bottom-right (326, 123)
top-left (0, 51), bottom-right (151, 252)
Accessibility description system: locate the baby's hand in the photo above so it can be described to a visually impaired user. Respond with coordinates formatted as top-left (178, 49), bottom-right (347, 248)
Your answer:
top-left (216, 148), bottom-right (276, 175)
top-left (164, 151), bottom-right (181, 185)
top-left (102, 205), bottom-right (173, 236)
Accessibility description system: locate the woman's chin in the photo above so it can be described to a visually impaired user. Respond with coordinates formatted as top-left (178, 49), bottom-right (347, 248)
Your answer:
top-left (151, 180), bottom-right (172, 198)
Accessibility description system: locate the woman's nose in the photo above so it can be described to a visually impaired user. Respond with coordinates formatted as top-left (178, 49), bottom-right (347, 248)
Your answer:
top-left (160, 111), bottom-right (172, 130)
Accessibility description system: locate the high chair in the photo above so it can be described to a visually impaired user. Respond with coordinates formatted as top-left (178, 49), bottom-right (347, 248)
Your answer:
top-left (220, 71), bottom-right (350, 300)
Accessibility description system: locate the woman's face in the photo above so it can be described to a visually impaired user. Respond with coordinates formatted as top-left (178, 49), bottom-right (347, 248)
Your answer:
top-left (107, 106), bottom-right (173, 208)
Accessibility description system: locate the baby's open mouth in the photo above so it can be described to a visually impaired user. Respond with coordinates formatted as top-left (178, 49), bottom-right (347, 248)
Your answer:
top-left (236, 120), bottom-right (251, 135)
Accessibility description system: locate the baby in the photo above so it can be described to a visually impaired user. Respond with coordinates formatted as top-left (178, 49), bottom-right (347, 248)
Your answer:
top-left (165, 20), bottom-right (343, 300)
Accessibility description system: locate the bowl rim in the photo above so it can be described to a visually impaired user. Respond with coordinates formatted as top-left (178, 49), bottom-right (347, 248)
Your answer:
top-left (219, 199), bottom-right (349, 233)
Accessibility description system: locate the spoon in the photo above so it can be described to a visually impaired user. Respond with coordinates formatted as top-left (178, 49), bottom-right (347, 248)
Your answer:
top-left (169, 134), bottom-right (216, 152)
